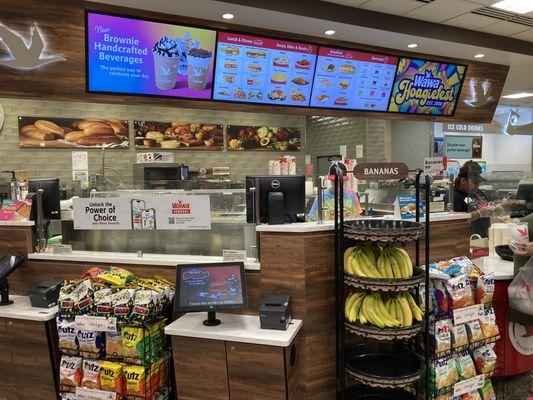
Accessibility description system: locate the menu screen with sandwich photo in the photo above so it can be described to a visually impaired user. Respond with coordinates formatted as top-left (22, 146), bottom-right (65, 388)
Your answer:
top-left (310, 46), bottom-right (398, 111)
top-left (86, 11), bottom-right (217, 99)
top-left (388, 58), bottom-right (467, 115)
top-left (213, 32), bottom-right (318, 107)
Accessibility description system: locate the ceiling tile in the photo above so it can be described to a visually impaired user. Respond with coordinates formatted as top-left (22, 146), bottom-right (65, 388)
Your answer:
top-left (479, 20), bottom-right (532, 36)
top-left (466, 0), bottom-right (501, 5)
top-left (511, 29), bottom-right (533, 42)
top-left (359, 0), bottom-right (423, 15)
top-left (320, 0), bottom-right (369, 7)
top-left (443, 12), bottom-right (500, 29)
top-left (405, 0), bottom-right (483, 22)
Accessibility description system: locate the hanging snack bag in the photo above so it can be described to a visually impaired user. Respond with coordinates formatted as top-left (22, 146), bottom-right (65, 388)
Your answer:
top-left (435, 318), bottom-right (453, 354)
top-left (57, 316), bottom-right (78, 355)
top-left (473, 345), bottom-right (497, 375)
top-left (452, 324), bottom-right (469, 349)
top-left (124, 365), bottom-right (147, 397)
top-left (59, 355), bottom-right (83, 389)
top-left (99, 361), bottom-right (124, 394)
top-left (99, 267), bottom-right (135, 286)
top-left (479, 379), bottom-right (496, 400)
top-left (106, 330), bottom-right (124, 358)
top-left (455, 351), bottom-right (477, 380)
top-left (479, 306), bottom-right (499, 339)
top-left (433, 280), bottom-right (450, 314)
top-left (58, 281), bottom-right (78, 317)
top-left (81, 267), bottom-right (109, 286)
top-left (94, 288), bottom-right (115, 318)
top-left (465, 320), bottom-right (484, 344)
top-left (112, 288), bottom-right (137, 323)
top-left (461, 391), bottom-right (482, 400)
top-left (131, 289), bottom-right (158, 324)
top-left (77, 329), bottom-right (105, 359)
top-left (476, 273), bottom-right (495, 305)
top-left (81, 359), bottom-right (102, 389)
top-left (445, 274), bottom-right (474, 310)
top-left (71, 279), bottom-right (94, 315)
top-left (122, 325), bottom-right (145, 361)
top-left (432, 356), bottom-right (459, 390)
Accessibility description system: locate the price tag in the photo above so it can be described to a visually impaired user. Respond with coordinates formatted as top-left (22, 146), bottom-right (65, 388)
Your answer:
top-left (76, 387), bottom-right (117, 400)
top-left (453, 374), bottom-right (485, 397)
top-left (223, 249), bottom-right (247, 262)
top-left (453, 304), bottom-right (484, 325)
top-left (53, 244), bottom-right (72, 255)
top-left (75, 315), bottom-right (117, 332)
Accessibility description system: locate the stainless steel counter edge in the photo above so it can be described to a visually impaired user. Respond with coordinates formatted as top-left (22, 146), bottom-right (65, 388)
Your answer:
top-left (28, 251), bottom-right (261, 271)
top-left (256, 213), bottom-right (471, 233)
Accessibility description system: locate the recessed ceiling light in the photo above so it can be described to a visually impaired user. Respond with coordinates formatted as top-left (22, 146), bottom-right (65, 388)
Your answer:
top-left (222, 13), bottom-right (234, 20)
top-left (474, 53), bottom-right (485, 58)
top-left (492, 0), bottom-right (533, 14)
top-left (502, 92), bottom-right (533, 99)
top-left (407, 43), bottom-right (418, 48)
top-left (324, 30), bottom-right (336, 36)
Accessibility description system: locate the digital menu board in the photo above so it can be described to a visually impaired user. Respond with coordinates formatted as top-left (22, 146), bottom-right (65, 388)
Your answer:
top-left (388, 58), bottom-right (467, 115)
top-left (213, 32), bottom-right (318, 107)
top-left (309, 47), bottom-right (398, 111)
top-left (86, 12), bottom-right (217, 99)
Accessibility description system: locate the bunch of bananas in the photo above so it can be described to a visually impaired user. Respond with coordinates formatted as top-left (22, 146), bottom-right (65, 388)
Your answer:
top-left (344, 290), bottom-right (424, 328)
top-left (344, 245), bottom-right (413, 279)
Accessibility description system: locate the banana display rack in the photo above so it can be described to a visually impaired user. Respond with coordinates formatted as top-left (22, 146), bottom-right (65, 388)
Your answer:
top-left (332, 167), bottom-right (431, 400)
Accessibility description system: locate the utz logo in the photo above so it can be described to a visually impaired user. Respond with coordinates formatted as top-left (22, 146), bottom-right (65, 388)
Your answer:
top-left (393, 68), bottom-right (456, 108)
top-left (183, 268), bottom-right (210, 281)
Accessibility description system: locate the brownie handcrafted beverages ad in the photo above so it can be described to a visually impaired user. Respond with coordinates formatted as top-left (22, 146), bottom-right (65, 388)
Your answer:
top-left (18, 117), bottom-right (129, 149)
top-left (87, 12), bottom-right (216, 99)
top-left (227, 125), bottom-right (301, 151)
top-left (134, 121), bottom-right (223, 150)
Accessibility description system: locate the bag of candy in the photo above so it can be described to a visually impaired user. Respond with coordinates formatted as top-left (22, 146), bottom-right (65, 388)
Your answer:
top-left (124, 365), bottom-right (147, 397)
top-left (57, 316), bottom-right (78, 355)
top-left (99, 361), bottom-right (123, 394)
top-left (452, 324), bottom-right (469, 349)
top-left (59, 355), bottom-right (83, 390)
top-left (473, 345), bottom-right (497, 375)
top-left (479, 379), bottom-right (496, 400)
top-left (466, 320), bottom-right (484, 343)
top-left (445, 274), bottom-right (474, 310)
top-left (81, 359), bottom-right (101, 389)
top-left (455, 351), bottom-right (477, 380)
top-left (479, 306), bottom-right (499, 339)
top-left (476, 273), bottom-right (495, 305)
top-left (435, 318), bottom-right (453, 354)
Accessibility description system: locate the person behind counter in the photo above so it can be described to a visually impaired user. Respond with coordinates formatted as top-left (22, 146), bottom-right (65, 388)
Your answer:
top-left (453, 161), bottom-right (502, 237)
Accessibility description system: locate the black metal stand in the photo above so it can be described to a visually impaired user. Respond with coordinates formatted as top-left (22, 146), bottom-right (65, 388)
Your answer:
top-left (334, 169), bottom-right (431, 400)
top-left (0, 279), bottom-right (13, 306)
top-left (203, 311), bottom-right (221, 326)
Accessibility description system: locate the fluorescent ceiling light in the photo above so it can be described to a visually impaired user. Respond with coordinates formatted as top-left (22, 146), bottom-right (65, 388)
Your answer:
top-left (324, 30), bottom-right (336, 35)
top-left (474, 53), bottom-right (485, 58)
top-left (222, 13), bottom-right (234, 19)
top-left (492, 0), bottom-right (533, 14)
top-left (407, 43), bottom-right (418, 48)
top-left (502, 92), bottom-right (533, 99)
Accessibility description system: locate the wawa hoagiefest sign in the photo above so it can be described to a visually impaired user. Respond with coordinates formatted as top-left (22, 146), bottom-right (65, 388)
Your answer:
top-left (388, 58), bottom-right (467, 116)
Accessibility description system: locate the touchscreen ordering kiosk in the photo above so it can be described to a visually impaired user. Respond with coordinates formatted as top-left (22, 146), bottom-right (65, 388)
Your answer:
top-left (0, 253), bottom-right (25, 306)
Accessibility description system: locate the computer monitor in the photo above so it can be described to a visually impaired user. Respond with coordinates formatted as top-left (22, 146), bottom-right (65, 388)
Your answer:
top-left (246, 175), bottom-right (306, 224)
top-left (0, 253), bottom-right (25, 306)
top-left (29, 178), bottom-right (61, 220)
top-left (174, 262), bottom-right (247, 326)
top-left (516, 178), bottom-right (533, 216)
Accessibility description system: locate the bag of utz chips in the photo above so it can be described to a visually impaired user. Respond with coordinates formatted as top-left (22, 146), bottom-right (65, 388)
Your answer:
top-left (58, 281), bottom-right (78, 317)
top-left (106, 330), bottom-right (123, 358)
top-left (445, 274), bottom-right (474, 310)
top-left (99, 361), bottom-right (123, 395)
top-left (432, 356), bottom-right (459, 390)
top-left (99, 267), bottom-right (135, 286)
top-left (71, 279), bottom-right (94, 315)
top-left (465, 320), bottom-right (484, 343)
top-left (124, 365), bottom-right (147, 397)
top-left (94, 288), bottom-right (114, 318)
top-left (59, 355), bottom-right (82, 390)
top-left (473, 345), bottom-right (497, 375)
top-left (435, 318), bottom-right (452, 354)
top-left (433, 280), bottom-right (450, 314)
top-left (81, 359), bottom-right (101, 389)
top-left (452, 324), bottom-right (469, 349)
top-left (476, 273), bottom-right (494, 305)
top-left (77, 329), bottom-right (105, 359)
top-left (455, 351), bottom-right (477, 380)
top-left (122, 325), bottom-right (145, 361)
top-left (479, 379), bottom-right (496, 400)
top-left (479, 306), bottom-right (499, 340)
top-left (461, 391), bottom-right (482, 400)
top-left (57, 316), bottom-right (78, 355)
top-left (112, 288), bottom-right (137, 323)
top-left (131, 289), bottom-right (158, 324)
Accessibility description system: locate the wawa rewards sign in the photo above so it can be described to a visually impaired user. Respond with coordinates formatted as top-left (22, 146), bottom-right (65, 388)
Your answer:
top-left (73, 195), bottom-right (211, 230)
top-left (388, 58), bottom-right (467, 115)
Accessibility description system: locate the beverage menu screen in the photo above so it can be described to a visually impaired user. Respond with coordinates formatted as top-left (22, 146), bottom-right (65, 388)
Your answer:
top-left (310, 47), bottom-right (398, 111)
top-left (213, 32), bottom-right (318, 107)
top-left (87, 12), bottom-right (216, 99)
top-left (388, 58), bottom-right (467, 115)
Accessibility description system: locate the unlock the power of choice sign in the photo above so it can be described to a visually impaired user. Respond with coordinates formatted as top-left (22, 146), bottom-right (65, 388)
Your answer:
top-left (72, 195), bottom-right (211, 230)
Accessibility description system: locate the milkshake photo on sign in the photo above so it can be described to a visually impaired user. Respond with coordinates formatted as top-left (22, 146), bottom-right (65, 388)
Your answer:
top-left (87, 12), bottom-right (216, 99)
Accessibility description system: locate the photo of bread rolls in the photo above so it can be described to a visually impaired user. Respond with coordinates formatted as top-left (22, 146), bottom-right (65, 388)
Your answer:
top-left (18, 116), bottom-right (130, 149)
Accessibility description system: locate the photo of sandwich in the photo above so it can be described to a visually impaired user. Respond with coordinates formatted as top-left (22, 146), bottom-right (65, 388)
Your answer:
top-left (222, 46), bottom-right (240, 56)
top-left (334, 96), bottom-right (348, 106)
top-left (273, 56), bottom-right (289, 67)
top-left (339, 80), bottom-right (350, 90)
top-left (246, 49), bottom-right (267, 59)
top-left (295, 59), bottom-right (311, 69)
top-left (339, 64), bottom-right (356, 74)
top-left (291, 77), bottom-right (309, 85)
top-left (316, 94), bottom-right (329, 102)
top-left (224, 61), bottom-right (238, 70)
top-left (247, 63), bottom-right (263, 73)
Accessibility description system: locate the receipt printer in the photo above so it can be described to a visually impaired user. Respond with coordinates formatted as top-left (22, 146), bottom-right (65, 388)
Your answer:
top-left (29, 280), bottom-right (63, 308)
top-left (259, 294), bottom-right (292, 330)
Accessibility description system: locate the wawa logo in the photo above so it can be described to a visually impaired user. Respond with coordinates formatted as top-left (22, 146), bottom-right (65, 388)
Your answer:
top-left (0, 23), bottom-right (65, 70)
top-left (393, 69), bottom-right (455, 108)
top-left (172, 200), bottom-right (191, 215)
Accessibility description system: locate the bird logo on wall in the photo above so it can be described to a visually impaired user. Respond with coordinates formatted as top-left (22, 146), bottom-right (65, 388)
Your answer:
top-left (0, 23), bottom-right (65, 70)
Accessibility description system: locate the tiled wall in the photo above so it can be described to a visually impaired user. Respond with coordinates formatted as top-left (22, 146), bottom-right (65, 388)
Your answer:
top-left (0, 98), bottom-right (306, 184)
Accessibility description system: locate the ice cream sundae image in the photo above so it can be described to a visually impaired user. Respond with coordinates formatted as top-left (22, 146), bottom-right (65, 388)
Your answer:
top-left (152, 36), bottom-right (181, 90)
top-left (186, 48), bottom-right (213, 90)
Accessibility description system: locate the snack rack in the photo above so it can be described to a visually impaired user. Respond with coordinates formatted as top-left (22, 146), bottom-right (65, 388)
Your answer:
top-left (333, 168), bottom-right (431, 400)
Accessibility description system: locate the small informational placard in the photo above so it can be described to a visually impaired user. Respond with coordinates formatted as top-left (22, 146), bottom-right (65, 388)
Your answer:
top-left (72, 151), bottom-right (89, 182)
top-left (424, 156), bottom-right (447, 174)
top-left (76, 387), bottom-right (117, 400)
top-left (444, 136), bottom-right (483, 159)
top-left (453, 374), bottom-right (485, 397)
top-left (395, 194), bottom-right (425, 220)
top-left (75, 315), bottom-right (117, 332)
top-left (356, 145), bottom-right (364, 159)
top-left (223, 249), bottom-right (247, 262)
top-left (453, 304), bottom-right (485, 325)
top-left (353, 162), bottom-right (409, 180)
top-left (53, 244), bottom-right (73, 255)
top-left (0, 199), bottom-right (32, 222)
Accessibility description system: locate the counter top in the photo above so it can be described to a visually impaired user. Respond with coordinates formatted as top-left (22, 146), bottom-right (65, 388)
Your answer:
top-left (256, 213), bottom-right (470, 233)
top-left (165, 312), bottom-right (302, 347)
top-left (0, 295), bottom-right (56, 321)
top-left (481, 253), bottom-right (515, 280)
top-left (29, 250), bottom-right (260, 271)
top-left (0, 221), bottom-right (34, 226)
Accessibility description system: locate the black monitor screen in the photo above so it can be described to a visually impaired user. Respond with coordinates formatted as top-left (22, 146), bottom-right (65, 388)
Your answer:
top-left (29, 178), bottom-right (61, 220)
top-left (175, 262), bottom-right (247, 312)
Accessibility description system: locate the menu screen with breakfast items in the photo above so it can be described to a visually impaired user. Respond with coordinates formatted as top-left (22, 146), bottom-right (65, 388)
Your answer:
top-left (388, 58), bottom-right (467, 115)
top-left (86, 12), bottom-right (216, 99)
top-left (310, 47), bottom-right (398, 111)
top-left (213, 32), bottom-right (318, 107)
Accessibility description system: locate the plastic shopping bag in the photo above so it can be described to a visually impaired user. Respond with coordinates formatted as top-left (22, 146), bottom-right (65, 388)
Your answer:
top-left (508, 257), bottom-right (533, 316)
